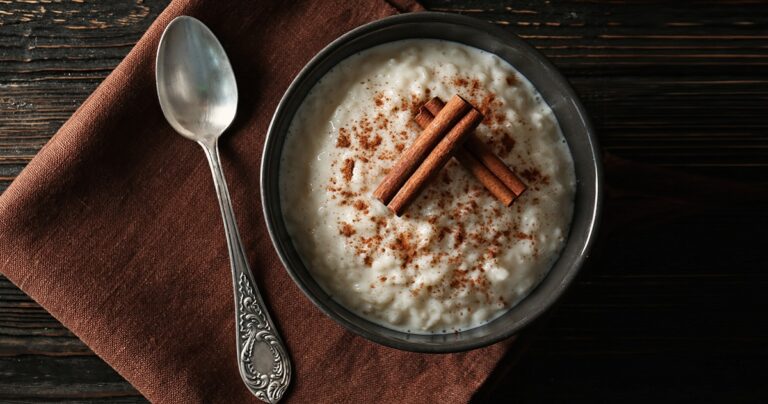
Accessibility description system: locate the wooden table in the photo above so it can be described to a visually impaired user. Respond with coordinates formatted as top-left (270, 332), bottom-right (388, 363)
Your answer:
top-left (2, 1), bottom-right (766, 402)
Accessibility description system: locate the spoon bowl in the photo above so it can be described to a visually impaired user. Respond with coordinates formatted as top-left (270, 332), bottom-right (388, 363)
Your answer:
top-left (156, 16), bottom-right (238, 142)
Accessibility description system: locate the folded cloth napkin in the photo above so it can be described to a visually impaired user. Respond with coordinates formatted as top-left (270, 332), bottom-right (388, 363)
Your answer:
top-left (0, 0), bottom-right (514, 402)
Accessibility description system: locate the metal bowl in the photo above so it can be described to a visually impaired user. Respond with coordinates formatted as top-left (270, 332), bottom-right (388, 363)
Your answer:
top-left (261, 12), bottom-right (602, 352)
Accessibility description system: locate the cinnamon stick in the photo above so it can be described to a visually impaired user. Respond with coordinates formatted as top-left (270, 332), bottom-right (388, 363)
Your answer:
top-left (373, 95), bottom-right (472, 205)
top-left (388, 108), bottom-right (484, 216)
top-left (464, 137), bottom-right (527, 197)
top-left (415, 106), bottom-right (516, 206)
top-left (421, 97), bottom-right (527, 197)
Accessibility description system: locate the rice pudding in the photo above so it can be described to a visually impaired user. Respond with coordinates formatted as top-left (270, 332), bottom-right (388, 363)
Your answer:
top-left (280, 39), bottom-right (576, 333)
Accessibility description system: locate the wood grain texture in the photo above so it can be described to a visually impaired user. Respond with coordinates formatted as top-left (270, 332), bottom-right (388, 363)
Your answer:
top-left (1, 0), bottom-right (766, 402)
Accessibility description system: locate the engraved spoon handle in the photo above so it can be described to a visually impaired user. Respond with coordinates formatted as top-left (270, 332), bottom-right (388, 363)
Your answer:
top-left (201, 139), bottom-right (291, 403)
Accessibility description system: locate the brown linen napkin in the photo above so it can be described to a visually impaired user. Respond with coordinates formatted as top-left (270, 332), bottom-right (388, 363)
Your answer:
top-left (0, 0), bottom-right (514, 402)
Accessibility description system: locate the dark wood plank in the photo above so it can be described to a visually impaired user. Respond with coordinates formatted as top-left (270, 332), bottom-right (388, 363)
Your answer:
top-left (1, 0), bottom-right (767, 402)
top-left (475, 211), bottom-right (768, 403)
top-left (0, 356), bottom-right (143, 401)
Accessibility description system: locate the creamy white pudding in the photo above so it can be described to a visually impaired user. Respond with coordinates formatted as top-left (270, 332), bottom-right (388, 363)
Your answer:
top-left (280, 39), bottom-right (576, 333)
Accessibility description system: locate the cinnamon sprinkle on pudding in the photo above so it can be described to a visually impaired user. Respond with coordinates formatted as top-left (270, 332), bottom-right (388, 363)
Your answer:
top-left (280, 40), bottom-right (575, 334)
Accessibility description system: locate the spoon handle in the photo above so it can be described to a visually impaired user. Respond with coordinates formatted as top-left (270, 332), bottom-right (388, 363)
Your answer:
top-left (201, 140), bottom-right (291, 404)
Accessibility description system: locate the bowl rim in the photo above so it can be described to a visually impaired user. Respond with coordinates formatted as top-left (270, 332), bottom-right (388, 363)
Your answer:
top-left (261, 11), bottom-right (603, 352)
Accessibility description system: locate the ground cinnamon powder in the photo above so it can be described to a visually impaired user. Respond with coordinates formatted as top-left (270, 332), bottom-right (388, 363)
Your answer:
top-left (325, 79), bottom-right (550, 310)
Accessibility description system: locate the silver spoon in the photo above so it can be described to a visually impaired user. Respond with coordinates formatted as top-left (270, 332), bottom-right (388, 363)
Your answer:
top-left (155, 16), bottom-right (291, 403)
